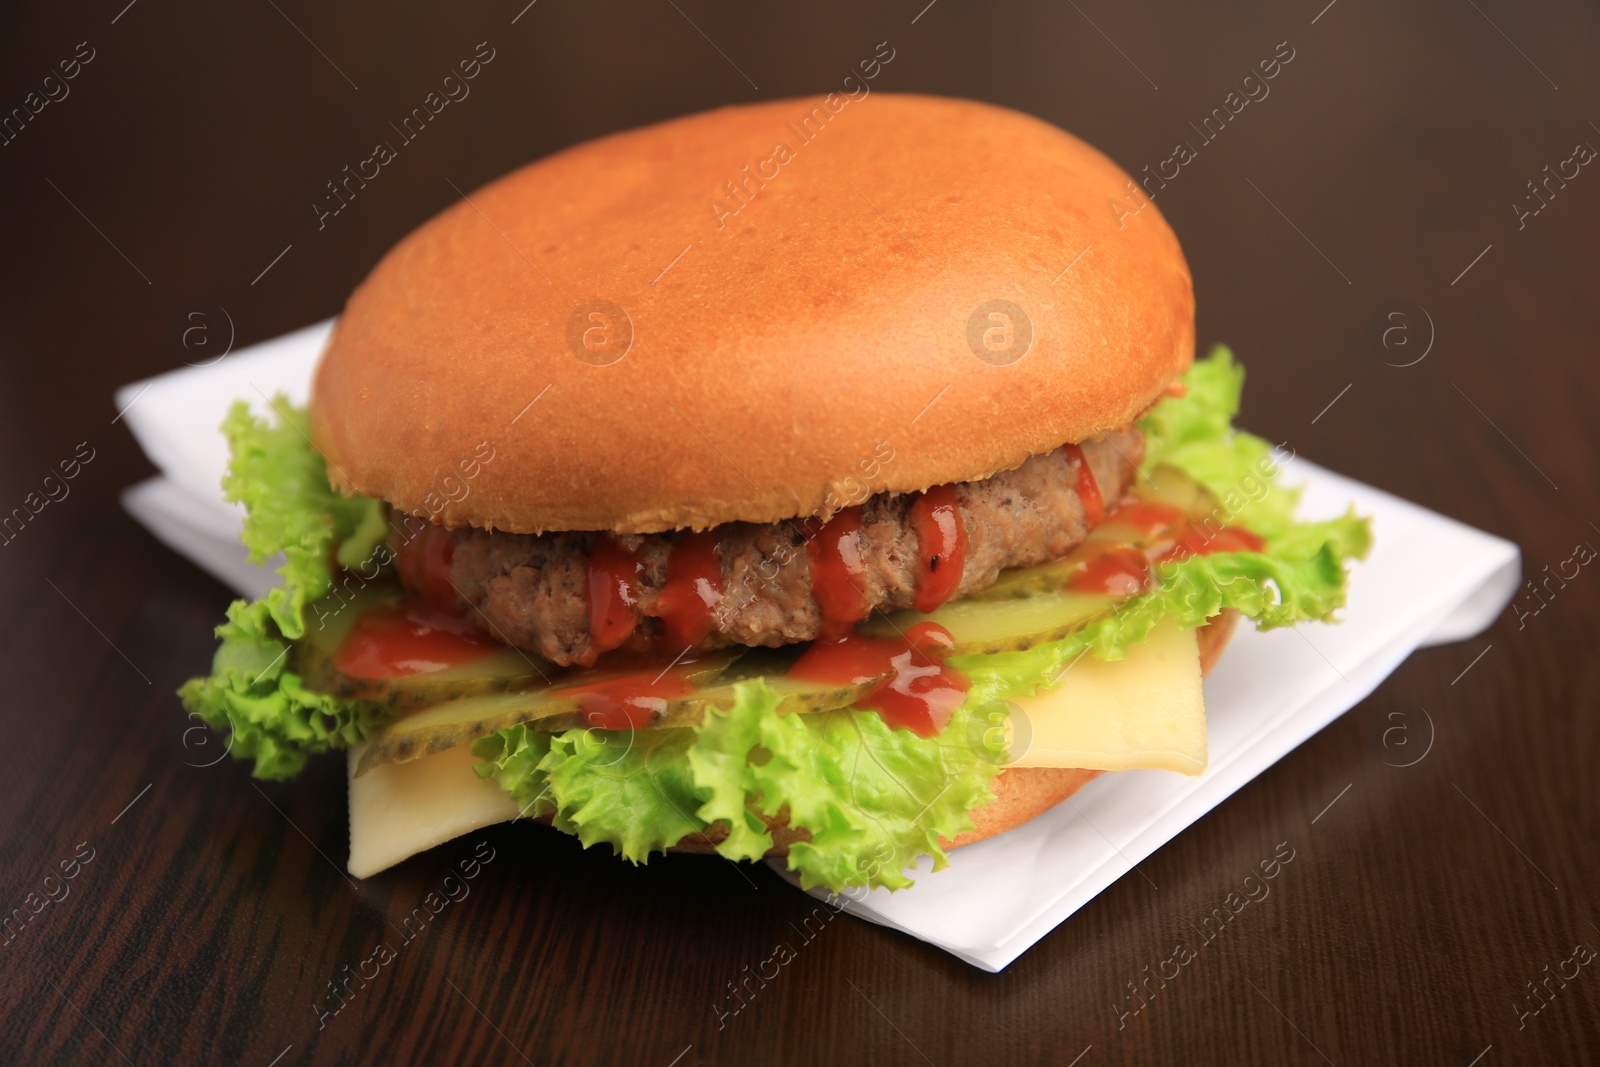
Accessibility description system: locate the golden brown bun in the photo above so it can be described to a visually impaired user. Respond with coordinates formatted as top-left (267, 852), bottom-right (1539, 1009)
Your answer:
top-left (673, 611), bottom-right (1237, 858)
top-left (312, 94), bottom-right (1193, 534)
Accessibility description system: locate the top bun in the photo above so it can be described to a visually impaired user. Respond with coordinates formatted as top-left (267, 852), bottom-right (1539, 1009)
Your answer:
top-left (312, 94), bottom-right (1193, 534)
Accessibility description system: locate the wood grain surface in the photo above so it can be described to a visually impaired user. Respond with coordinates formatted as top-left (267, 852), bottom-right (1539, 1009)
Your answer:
top-left (2, 1), bottom-right (1598, 1063)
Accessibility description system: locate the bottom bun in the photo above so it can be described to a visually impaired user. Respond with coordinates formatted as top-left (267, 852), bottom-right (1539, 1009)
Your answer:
top-left (673, 610), bottom-right (1239, 859)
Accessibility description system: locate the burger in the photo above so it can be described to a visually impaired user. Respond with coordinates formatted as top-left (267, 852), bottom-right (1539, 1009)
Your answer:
top-left (181, 95), bottom-right (1368, 891)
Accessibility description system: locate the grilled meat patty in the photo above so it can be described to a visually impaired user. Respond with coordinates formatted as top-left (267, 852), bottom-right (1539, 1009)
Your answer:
top-left (442, 427), bottom-right (1142, 666)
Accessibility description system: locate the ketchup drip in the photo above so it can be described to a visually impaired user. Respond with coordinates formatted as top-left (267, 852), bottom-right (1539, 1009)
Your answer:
top-left (788, 622), bottom-right (969, 738)
top-left (562, 667), bottom-right (700, 731)
top-left (1062, 443), bottom-right (1105, 527)
top-left (806, 507), bottom-right (874, 639)
top-left (909, 485), bottom-right (968, 614)
top-left (1067, 506), bottom-right (1267, 596)
top-left (1069, 546), bottom-right (1152, 596)
top-left (647, 530), bottom-right (725, 648)
top-left (334, 602), bottom-right (494, 679)
top-left (1163, 523), bottom-right (1265, 560)
top-left (395, 523), bottom-right (458, 613)
top-left (587, 536), bottom-right (643, 656)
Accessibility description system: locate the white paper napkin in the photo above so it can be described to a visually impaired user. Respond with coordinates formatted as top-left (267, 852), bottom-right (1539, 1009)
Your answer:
top-left (117, 322), bottom-right (1521, 972)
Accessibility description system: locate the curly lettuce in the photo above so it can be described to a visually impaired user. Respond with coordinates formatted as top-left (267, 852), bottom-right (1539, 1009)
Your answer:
top-left (473, 682), bottom-right (1007, 892)
top-left (178, 399), bottom-right (388, 779)
top-left (1142, 345), bottom-right (1299, 536)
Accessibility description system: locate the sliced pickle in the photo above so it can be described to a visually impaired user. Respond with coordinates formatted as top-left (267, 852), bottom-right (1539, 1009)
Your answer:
top-left (1131, 461), bottom-right (1221, 515)
top-left (647, 673), bottom-right (885, 730)
top-left (293, 583), bottom-right (553, 708)
top-left (861, 590), bottom-right (1119, 656)
top-left (354, 654), bottom-right (739, 775)
top-left (972, 560), bottom-right (1087, 602)
top-left (355, 690), bottom-right (576, 775)
top-left (526, 673), bottom-right (885, 736)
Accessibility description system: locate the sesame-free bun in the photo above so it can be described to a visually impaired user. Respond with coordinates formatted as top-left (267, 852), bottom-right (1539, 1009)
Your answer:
top-left (312, 94), bottom-right (1193, 534)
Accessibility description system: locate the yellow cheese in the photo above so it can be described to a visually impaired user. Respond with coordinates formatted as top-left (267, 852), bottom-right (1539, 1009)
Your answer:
top-left (346, 619), bottom-right (1207, 875)
top-left (347, 740), bottom-right (518, 878)
top-left (1006, 617), bottom-right (1207, 774)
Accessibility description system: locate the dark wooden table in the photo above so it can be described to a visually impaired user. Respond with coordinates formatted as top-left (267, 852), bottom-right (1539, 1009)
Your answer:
top-left (3, 1), bottom-right (1598, 1063)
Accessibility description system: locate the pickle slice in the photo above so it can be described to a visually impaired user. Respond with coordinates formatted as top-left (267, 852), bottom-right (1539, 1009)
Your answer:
top-left (294, 584), bottom-right (553, 708)
top-left (649, 674), bottom-right (885, 729)
top-left (527, 674), bottom-right (885, 736)
top-left (354, 654), bottom-right (740, 775)
top-left (356, 689), bottom-right (574, 774)
top-left (352, 650), bottom-right (890, 775)
top-left (861, 589), bottom-right (1120, 656)
top-left (971, 560), bottom-right (1089, 602)
top-left (1129, 461), bottom-right (1221, 514)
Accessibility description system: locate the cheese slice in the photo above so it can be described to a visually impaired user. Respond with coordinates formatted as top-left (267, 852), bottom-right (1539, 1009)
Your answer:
top-left (347, 740), bottom-right (518, 877)
top-left (346, 618), bottom-right (1208, 875)
top-left (1006, 617), bottom-right (1207, 774)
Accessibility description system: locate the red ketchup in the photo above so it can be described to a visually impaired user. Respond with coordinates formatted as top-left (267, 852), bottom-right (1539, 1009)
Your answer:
top-left (1068, 546), bottom-right (1152, 597)
top-left (647, 530), bottom-right (724, 648)
top-left (587, 536), bottom-right (643, 656)
top-left (563, 667), bottom-right (700, 731)
top-left (395, 523), bottom-right (458, 613)
top-left (334, 603), bottom-right (494, 679)
top-left (909, 485), bottom-right (968, 614)
top-left (788, 622), bottom-right (969, 738)
top-left (806, 507), bottom-right (874, 639)
top-left (1063, 443), bottom-right (1105, 527)
top-left (1066, 513), bottom-right (1266, 596)
top-left (1161, 523), bottom-right (1266, 561)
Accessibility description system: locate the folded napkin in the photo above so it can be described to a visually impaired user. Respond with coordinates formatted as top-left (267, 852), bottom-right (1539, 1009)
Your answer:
top-left (118, 322), bottom-right (1520, 972)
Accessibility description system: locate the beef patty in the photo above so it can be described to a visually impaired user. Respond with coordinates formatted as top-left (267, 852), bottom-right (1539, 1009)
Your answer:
top-left (440, 427), bottom-right (1142, 666)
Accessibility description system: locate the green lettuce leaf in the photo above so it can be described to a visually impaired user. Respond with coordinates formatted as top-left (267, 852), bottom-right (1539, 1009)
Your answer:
top-left (685, 688), bottom-right (776, 862)
top-left (1142, 345), bottom-right (1299, 538)
top-left (222, 398), bottom-right (386, 639)
top-left (1141, 344), bottom-right (1247, 472)
top-left (179, 597), bottom-right (388, 778)
top-left (474, 682), bottom-right (1007, 891)
top-left (472, 723), bottom-right (708, 862)
top-left (178, 398), bottom-right (389, 779)
top-left (737, 689), bottom-right (1003, 891)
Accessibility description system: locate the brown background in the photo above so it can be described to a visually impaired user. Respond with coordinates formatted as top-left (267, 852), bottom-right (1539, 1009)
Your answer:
top-left (2, 0), bottom-right (1598, 1064)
